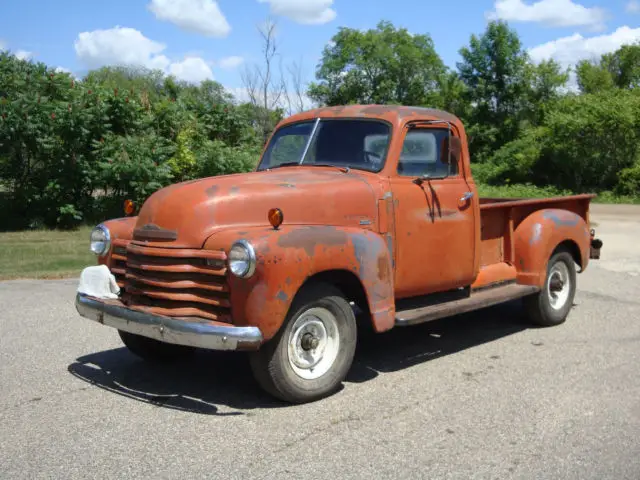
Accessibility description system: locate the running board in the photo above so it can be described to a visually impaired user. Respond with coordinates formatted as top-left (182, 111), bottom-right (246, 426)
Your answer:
top-left (395, 284), bottom-right (540, 327)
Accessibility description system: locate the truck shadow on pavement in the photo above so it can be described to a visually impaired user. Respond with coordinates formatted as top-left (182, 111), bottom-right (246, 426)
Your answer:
top-left (67, 299), bottom-right (534, 415)
top-left (346, 300), bottom-right (531, 384)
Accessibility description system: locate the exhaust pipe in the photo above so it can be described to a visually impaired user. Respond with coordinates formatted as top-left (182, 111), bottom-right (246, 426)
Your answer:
top-left (590, 229), bottom-right (603, 259)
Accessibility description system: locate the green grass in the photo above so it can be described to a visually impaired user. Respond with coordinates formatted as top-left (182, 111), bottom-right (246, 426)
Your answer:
top-left (477, 183), bottom-right (640, 204)
top-left (0, 227), bottom-right (95, 280)
top-left (477, 183), bottom-right (573, 199)
top-left (589, 190), bottom-right (640, 205)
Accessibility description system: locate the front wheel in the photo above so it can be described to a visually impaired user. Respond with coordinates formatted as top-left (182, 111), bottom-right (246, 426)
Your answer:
top-left (524, 248), bottom-right (577, 327)
top-left (249, 283), bottom-right (357, 404)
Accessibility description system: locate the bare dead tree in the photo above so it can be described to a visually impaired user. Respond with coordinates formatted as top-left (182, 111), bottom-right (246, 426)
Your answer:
top-left (281, 57), bottom-right (307, 116)
top-left (257, 19), bottom-right (284, 111)
top-left (240, 18), bottom-right (309, 137)
top-left (239, 64), bottom-right (259, 106)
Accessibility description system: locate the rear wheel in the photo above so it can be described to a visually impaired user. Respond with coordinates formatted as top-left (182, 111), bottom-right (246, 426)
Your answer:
top-left (249, 282), bottom-right (357, 404)
top-left (118, 330), bottom-right (196, 362)
top-left (524, 248), bottom-right (577, 327)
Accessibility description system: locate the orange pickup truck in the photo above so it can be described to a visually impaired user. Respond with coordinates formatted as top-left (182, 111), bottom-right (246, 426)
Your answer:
top-left (75, 105), bottom-right (603, 403)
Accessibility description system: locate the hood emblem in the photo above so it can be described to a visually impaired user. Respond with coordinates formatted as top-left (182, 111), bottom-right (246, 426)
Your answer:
top-left (133, 223), bottom-right (178, 241)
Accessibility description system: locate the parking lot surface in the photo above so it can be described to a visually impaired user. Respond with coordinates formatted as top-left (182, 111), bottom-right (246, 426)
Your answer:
top-left (1, 204), bottom-right (639, 479)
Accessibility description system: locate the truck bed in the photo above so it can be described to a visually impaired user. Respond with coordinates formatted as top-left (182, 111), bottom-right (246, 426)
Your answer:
top-left (395, 193), bottom-right (596, 326)
top-left (477, 193), bottom-right (594, 271)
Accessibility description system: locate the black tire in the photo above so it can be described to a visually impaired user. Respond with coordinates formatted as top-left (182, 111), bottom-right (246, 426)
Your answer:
top-left (249, 282), bottom-right (357, 404)
top-left (524, 248), bottom-right (577, 327)
top-left (118, 330), bottom-right (196, 362)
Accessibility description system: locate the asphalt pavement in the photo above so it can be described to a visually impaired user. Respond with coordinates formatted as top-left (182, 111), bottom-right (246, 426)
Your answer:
top-left (1, 204), bottom-right (639, 479)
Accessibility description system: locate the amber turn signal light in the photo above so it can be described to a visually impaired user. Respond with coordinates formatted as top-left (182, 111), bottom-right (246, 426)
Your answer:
top-left (124, 199), bottom-right (136, 216)
top-left (268, 208), bottom-right (284, 229)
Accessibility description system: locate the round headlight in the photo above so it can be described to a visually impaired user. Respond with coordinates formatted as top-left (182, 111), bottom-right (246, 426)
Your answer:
top-left (228, 240), bottom-right (256, 278)
top-left (90, 224), bottom-right (111, 256)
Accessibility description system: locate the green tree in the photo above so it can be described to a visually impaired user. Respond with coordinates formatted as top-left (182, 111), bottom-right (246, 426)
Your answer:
top-left (484, 89), bottom-right (640, 192)
top-left (575, 43), bottom-right (640, 94)
top-left (528, 60), bottom-right (568, 104)
top-left (438, 71), bottom-right (471, 120)
top-left (308, 21), bottom-right (447, 107)
top-left (0, 52), bottom-right (267, 228)
top-left (84, 66), bottom-right (167, 102)
top-left (576, 60), bottom-right (615, 94)
top-left (525, 59), bottom-right (569, 124)
top-left (602, 43), bottom-right (640, 89)
top-left (457, 21), bottom-right (531, 162)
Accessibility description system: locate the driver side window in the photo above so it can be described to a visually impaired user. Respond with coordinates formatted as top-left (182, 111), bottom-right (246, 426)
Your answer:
top-left (397, 129), bottom-right (458, 177)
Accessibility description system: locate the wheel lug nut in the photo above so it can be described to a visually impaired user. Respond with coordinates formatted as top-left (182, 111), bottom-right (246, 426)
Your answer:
top-left (301, 333), bottom-right (317, 351)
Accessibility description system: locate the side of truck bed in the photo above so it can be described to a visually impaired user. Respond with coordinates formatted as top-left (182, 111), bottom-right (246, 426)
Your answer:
top-left (395, 194), bottom-right (597, 326)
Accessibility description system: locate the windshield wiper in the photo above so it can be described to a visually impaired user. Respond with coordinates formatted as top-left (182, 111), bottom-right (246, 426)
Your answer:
top-left (307, 163), bottom-right (351, 173)
top-left (266, 162), bottom-right (351, 173)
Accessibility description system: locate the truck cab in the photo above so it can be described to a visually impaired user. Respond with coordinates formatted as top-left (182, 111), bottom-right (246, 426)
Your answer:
top-left (76, 105), bottom-right (603, 403)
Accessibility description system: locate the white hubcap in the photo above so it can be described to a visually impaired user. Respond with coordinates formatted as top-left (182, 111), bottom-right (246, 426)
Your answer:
top-left (287, 307), bottom-right (340, 380)
top-left (547, 261), bottom-right (571, 310)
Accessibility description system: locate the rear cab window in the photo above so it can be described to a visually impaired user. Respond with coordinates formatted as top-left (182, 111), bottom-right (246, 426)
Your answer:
top-left (397, 129), bottom-right (458, 177)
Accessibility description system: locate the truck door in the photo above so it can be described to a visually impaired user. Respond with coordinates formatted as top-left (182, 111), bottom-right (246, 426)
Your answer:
top-left (390, 125), bottom-right (476, 298)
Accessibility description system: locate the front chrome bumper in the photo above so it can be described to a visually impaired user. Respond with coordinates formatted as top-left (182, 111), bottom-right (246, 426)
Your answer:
top-left (75, 293), bottom-right (263, 351)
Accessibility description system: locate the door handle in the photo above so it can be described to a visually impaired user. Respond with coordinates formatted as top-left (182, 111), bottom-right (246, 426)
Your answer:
top-left (460, 191), bottom-right (474, 202)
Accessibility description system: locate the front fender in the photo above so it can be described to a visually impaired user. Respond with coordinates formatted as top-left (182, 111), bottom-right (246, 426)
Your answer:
top-left (514, 209), bottom-right (590, 287)
top-left (101, 216), bottom-right (137, 241)
top-left (204, 226), bottom-right (395, 341)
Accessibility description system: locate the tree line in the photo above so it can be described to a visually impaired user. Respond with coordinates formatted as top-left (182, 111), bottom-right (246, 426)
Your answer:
top-left (1, 19), bottom-right (639, 229)
top-left (308, 20), bottom-right (640, 197)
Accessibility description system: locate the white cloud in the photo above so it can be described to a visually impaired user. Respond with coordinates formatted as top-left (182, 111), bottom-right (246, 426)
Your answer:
top-left (488, 0), bottom-right (607, 30)
top-left (627, 1), bottom-right (640, 13)
top-left (148, 0), bottom-right (230, 37)
top-left (218, 56), bottom-right (244, 69)
top-left (74, 26), bottom-right (214, 83)
top-left (0, 40), bottom-right (6, 50)
top-left (15, 50), bottom-right (33, 60)
top-left (169, 57), bottom-right (214, 83)
top-left (529, 26), bottom-right (640, 69)
top-left (258, 0), bottom-right (336, 25)
top-left (75, 26), bottom-right (170, 70)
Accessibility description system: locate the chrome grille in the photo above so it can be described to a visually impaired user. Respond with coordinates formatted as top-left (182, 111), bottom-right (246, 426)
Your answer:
top-left (121, 242), bottom-right (231, 322)
top-left (110, 240), bottom-right (129, 288)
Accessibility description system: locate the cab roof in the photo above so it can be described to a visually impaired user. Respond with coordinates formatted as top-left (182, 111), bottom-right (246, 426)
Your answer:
top-left (280, 104), bottom-right (463, 130)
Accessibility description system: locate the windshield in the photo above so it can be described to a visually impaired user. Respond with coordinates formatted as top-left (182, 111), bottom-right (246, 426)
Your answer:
top-left (257, 119), bottom-right (391, 172)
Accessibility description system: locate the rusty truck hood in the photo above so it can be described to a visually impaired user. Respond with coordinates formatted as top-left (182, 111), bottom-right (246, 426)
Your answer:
top-left (133, 168), bottom-right (377, 248)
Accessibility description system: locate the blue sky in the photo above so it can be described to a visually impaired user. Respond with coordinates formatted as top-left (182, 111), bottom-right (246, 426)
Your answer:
top-left (1, 0), bottom-right (640, 100)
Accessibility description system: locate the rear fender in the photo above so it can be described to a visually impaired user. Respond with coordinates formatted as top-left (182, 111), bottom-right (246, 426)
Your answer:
top-left (513, 209), bottom-right (590, 287)
top-left (204, 226), bottom-right (395, 341)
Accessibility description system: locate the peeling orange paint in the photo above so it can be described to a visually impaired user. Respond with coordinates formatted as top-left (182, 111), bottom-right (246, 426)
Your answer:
top-left (92, 105), bottom-right (599, 345)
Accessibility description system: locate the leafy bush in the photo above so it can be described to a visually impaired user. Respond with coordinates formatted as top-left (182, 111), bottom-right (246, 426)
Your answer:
top-left (595, 190), bottom-right (640, 204)
top-left (481, 90), bottom-right (640, 193)
top-left (616, 158), bottom-right (640, 197)
top-left (477, 182), bottom-right (573, 199)
top-left (0, 54), bottom-right (263, 229)
top-left (196, 141), bottom-right (261, 178)
top-left (476, 127), bottom-right (546, 184)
